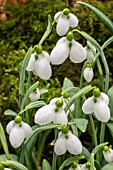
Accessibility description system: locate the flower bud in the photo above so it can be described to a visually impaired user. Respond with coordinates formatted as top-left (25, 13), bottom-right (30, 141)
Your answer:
top-left (62, 92), bottom-right (70, 99)
top-left (93, 88), bottom-right (100, 98)
top-left (86, 162), bottom-right (91, 168)
top-left (62, 125), bottom-right (69, 134)
top-left (55, 100), bottom-right (63, 107)
top-left (14, 115), bottom-right (22, 124)
top-left (84, 67), bottom-right (93, 82)
top-left (35, 45), bottom-right (42, 54)
top-left (0, 163), bottom-right (4, 170)
top-left (63, 8), bottom-right (70, 15)
top-left (66, 31), bottom-right (74, 41)
top-left (71, 162), bottom-right (78, 168)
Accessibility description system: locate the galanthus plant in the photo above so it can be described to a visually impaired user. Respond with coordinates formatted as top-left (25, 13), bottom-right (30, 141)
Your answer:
top-left (0, 1), bottom-right (113, 170)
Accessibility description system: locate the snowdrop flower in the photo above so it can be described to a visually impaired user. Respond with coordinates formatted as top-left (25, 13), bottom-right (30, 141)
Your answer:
top-left (29, 88), bottom-right (40, 102)
top-left (26, 45), bottom-right (52, 80)
top-left (82, 88), bottom-right (110, 122)
top-left (5, 169), bottom-right (12, 170)
top-left (6, 116), bottom-right (33, 148)
top-left (81, 162), bottom-right (96, 170)
top-left (103, 146), bottom-right (113, 163)
top-left (84, 45), bottom-right (96, 61)
top-left (35, 98), bottom-right (68, 125)
top-left (54, 8), bottom-right (78, 36)
top-left (69, 162), bottom-right (81, 170)
top-left (50, 31), bottom-right (86, 65)
top-left (84, 63), bottom-right (93, 82)
top-left (54, 126), bottom-right (82, 155)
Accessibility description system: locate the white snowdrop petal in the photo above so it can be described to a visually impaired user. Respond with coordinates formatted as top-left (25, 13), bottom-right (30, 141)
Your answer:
top-left (81, 164), bottom-right (87, 170)
top-left (4, 168), bottom-right (12, 170)
top-left (49, 97), bottom-right (61, 105)
top-left (69, 166), bottom-right (81, 170)
top-left (85, 47), bottom-right (95, 61)
top-left (103, 149), bottom-right (113, 163)
top-left (29, 88), bottom-right (40, 102)
top-left (54, 11), bottom-right (62, 21)
top-left (100, 92), bottom-right (109, 105)
top-left (6, 120), bottom-right (15, 134)
top-left (82, 96), bottom-right (94, 114)
top-left (34, 105), bottom-right (55, 125)
top-left (54, 132), bottom-right (67, 155)
top-left (35, 55), bottom-right (52, 80)
top-left (50, 41), bottom-right (69, 65)
top-left (56, 16), bottom-right (70, 36)
top-left (67, 131), bottom-right (82, 155)
top-left (84, 67), bottom-right (93, 82)
top-left (53, 107), bottom-right (68, 125)
top-left (10, 124), bottom-right (25, 148)
top-left (42, 51), bottom-right (50, 63)
top-left (56, 37), bottom-right (67, 46)
top-left (70, 40), bottom-right (86, 63)
top-left (21, 122), bottom-right (33, 138)
top-left (69, 13), bottom-right (79, 27)
top-left (26, 53), bottom-right (36, 71)
top-left (93, 99), bottom-right (110, 122)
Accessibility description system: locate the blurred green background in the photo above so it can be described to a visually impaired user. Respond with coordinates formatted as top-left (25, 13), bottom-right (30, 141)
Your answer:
top-left (0, 0), bottom-right (113, 117)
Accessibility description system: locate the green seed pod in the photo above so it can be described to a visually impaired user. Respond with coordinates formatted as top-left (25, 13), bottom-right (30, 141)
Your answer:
top-left (62, 92), bottom-right (70, 99)
top-left (62, 125), bottom-right (69, 134)
top-left (63, 8), bottom-right (70, 15)
top-left (0, 163), bottom-right (4, 170)
top-left (66, 31), bottom-right (74, 41)
top-left (104, 146), bottom-right (109, 152)
top-left (14, 115), bottom-right (22, 124)
top-left (55, 100), bottom-right (63, 108)
top-left (86, 162), bottom-right (91, 168)
top-left (71, 162), bottom-right (78, 168)
top-left (35, 45), bottom-right (42, 54)
top-left (93, 88), bottom-right (100, 98)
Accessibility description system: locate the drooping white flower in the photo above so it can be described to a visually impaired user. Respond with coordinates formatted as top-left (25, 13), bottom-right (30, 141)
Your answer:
top-left (81, 163), bottom-right (96, 170)
top-left (84, 46), bottom-right (96, 61)
top-left (54, 130), bottom-right (82, 155)
top-left (103, 148), bottom-right (113, 163)
top-left (34, 98), bottom-right (68, 125)
top-left (26, 50), bottom-right (52, 80)
top-left (50, 32), bottom-right (86, 65)
top-left (82, 88), bottom-right (110, 122)
top-left (84, 67), bottom-right (93, 82)
top-left (29, 88), bottom-right (40, 102)
top-left (54, 8), bottom-right (78, 36)
top-left (6, 117), bottom-right (33, 148)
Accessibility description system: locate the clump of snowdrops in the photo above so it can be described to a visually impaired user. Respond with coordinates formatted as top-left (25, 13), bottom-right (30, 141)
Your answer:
top-left (0, 2), bottom-right (113, 170)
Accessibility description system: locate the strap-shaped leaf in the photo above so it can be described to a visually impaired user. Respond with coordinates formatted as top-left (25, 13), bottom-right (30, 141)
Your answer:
top-left (4, 109), bottom-right (17, 117)
top-left (4, 160), bottom-right (28, 170)
top-left (77, 2), bottom-right (113, 34)
top-left (25, 101), bottom-right (46, 110)
top-left (42, 159), bottom-right (51, 170)
top-left (101, 163), bottom-right (113, 170)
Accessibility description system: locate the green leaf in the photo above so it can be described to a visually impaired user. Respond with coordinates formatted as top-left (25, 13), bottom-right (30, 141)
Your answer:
top-left (65, 85), bottom-right (93, 111)
top-left (19, 47), bottom-right (33, 95)
top-left (62, 78), bottom-right (74, 91)
top-left (77, 2), bottom-right (113, 34)
top-left (82, 146), bottom-right (90, 159)
top-left (42, 159), bottom-right (51, 170)
top-left (101, 163), bottom-right (113, 170)
top-left (108, 86), bottom-right (113, 116)
top-left (39, 15), bottom-right (52, 45)
top-left (21, 81), bottom-right (39, 110)
top-left (0, 154), bottom-right (18, 162)
top-left (4, 109), bottom-right (17, 116)
top-left (4, 160), bottom-right (28, 170)
top-left (0, 123), bottom-right (10, 160)
top-left (59, 155), bottom-right (84, 170)
top-left (106, 122), bottom-right (113, 137)
top-left (74, 118), bottom-right (88, 132)
top-left (25, 101), bottom-right (46, 110)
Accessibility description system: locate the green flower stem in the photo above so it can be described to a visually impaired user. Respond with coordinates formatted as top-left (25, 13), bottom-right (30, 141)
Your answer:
top-left (99, 122), bottom-right (105, 162)
top-left (52, 129), bottom-right (58, 170)
top-left (96, 59), bottom-right (104, 92)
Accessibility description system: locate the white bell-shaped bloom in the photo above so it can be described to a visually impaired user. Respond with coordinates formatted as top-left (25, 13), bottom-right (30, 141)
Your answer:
top-left (69, 165), bottom-right (81, 170)
top-left (54, 11), bottom-right (78, 36)
top-left (103, 148), bottom-right (113, 163)
top-left (26, 51), bottom-right (52, 80)
top-left (82, 92), bottom-right (110, 122)
top-left (29, 88), bottom-right (40, 102)
top-left (54, 131), bottom-right (82, 155)
top-left (81, 163), bottom-right (96, 170)
top-left (84, 46), bottom-right (96, 61)
top-left (34, 98), bottom-right (68, 125)
top-left (5, 169), bottom-right (12, 170)
top-left (50, 37), bottom-right (86, 65)
top-left (6, 120), bottom-right (33, 148)
top-left (84, 67), bottom-right (93, 82)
